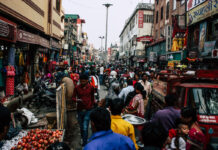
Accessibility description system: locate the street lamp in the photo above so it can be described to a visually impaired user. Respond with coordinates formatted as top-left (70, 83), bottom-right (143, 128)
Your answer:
top-left (99, 36), bottom-right (104, 51)
top-left (103, 3), bottom-right (113, 56)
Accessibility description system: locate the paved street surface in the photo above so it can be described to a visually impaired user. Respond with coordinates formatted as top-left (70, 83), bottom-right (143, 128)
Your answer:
top-left (64, 85), bottom-right (108, 150)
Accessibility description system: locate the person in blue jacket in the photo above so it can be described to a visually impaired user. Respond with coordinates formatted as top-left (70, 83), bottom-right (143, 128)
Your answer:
top-left (84, 107), bottom-right (136, 150)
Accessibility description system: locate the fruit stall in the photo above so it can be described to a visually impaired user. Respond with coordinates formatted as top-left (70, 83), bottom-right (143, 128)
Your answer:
top-left (2, 129), bottom-right (64, 150)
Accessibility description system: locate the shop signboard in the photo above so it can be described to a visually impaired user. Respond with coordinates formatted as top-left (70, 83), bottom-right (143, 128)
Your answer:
top-left (202, 41), bottom-right (216, 57)
top-left (51, 39), bottom-right (61, 49)
top-left (0, 16), bottom-right (17, 43)
top-left (187, 0), bottom-right (218, 26)
top-left (138, 10), bottom-right (144, 28)
top-left (38, 36), bottom-right (50, 48)
top-left (17, 29), bottom-right (38, 44)
top-left (17, 29), bottom-right (50, 49)
top-left (149, 52), bottom-right (157, 62)
top-left (136, 36), bottom-right (153, 42)
top-left (187, 0), bottom-right (206, 11)
top-left (199, 22), bottom-right (207, 52)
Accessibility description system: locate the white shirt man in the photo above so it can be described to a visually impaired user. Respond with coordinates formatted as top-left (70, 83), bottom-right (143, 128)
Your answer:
top-left (100, 66), bottom-right (104, 75)
top-left (119, 80), bottom-right (134, 102)
top-left (138, 74), bottom-right (152, 97)
top-left (110, 70), bottom-right (117, 78)
top-left (129, 71), bottom-right (135, 78)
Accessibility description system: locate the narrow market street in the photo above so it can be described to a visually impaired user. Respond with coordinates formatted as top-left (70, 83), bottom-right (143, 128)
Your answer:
top-left (0, 0), bottom-right (218, 150)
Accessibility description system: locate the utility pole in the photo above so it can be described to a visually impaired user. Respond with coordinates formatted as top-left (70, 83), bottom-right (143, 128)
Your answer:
top-left (103, 3), bottom-right (113, 62)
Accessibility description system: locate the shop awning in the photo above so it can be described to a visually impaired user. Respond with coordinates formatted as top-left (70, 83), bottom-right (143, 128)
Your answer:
top-left (136, 36), bottom-right (153, 42)
top-left (138, 59), bottom-right (146, 63)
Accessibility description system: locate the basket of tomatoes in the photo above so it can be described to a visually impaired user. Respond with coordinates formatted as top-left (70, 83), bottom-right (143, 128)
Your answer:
top-left (10, 129), bottom-right (64, 150)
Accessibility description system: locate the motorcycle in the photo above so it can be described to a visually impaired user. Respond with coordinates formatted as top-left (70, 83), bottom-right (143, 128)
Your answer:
top-left (29, 79), bottom-right (56, 108)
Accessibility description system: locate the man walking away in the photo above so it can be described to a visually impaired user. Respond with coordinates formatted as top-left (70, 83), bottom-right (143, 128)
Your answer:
top-left (72, 74), bottom-right (95, 146)
top-left (84, 107), bottom-right (135, 150)
top-left (99, 65), bottom-right (104, 85)
top-left (119, 79), bottom-right (134, 103)
top-left (110, 98), bottom-right (138, 150)
top-left (150, 94), bottom-right (180, 134)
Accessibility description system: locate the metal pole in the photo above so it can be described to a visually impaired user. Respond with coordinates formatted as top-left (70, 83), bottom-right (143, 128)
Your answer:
top-left (103, 3), bottom-right (112, 62)
top-left (105, 7), bottom-right (108, 53)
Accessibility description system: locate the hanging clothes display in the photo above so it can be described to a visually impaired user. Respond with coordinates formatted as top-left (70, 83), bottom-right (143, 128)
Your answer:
top-left (19, 52), bottom-right (25, 66)
top-left (0, 52), bottom-right (4, 87)
top-left (5, 66), bottom-right (15, 96)
top-left (171, 37), bottom-right (179, 51)
top-left (8, 46), bottom-right (15, 66)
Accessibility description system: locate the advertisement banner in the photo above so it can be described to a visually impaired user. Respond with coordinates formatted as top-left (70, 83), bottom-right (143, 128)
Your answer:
top-left (199, 22), bottom-right (207, 52)
top-left (138, 10), bottom-right (144, 28)
top-left (187, 0), bottom-right (218, 26)
top-left (187, 0), bottom-right (206, 11)
top-left (202, 41), bottom-right (216, 56)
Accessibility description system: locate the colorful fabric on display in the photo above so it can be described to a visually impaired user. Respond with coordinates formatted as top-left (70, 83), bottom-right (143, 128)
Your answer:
top-left (5, 66), bottom-right (15, 96)
top-left (8, 47), bottom-right (15, 66)
top-left (0, 59), bottom-right (4, 87)
top-left (19, 52), bottom-right (25, 66)
top-left (24, 72), bottom-right (29, 84)
top-left (171, 38), bottom-right (179, 51)
top-left (43, 55), bottom-right (47, 63)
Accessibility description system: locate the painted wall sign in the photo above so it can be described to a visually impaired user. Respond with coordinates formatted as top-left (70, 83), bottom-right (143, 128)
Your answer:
top-left (187, 0), bottom-right (207, 11)
top-left (187, 0), bottom-right (218, 26)
top-left (138, 10), bottom-right (144, 28)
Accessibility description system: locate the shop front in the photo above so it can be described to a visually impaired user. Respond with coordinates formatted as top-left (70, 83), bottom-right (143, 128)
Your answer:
top-left (187, 0), bottom-right (218, 66)
top-left (0, 16), bottom-right (17, 96)
top-left (147, 40), bottom-right (166, 69)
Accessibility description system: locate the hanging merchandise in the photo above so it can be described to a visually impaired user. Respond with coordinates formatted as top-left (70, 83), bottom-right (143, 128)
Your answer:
top-left (19, 52), bottom-right (25, 66)
top-left (178, 37), bottom-right (183, 50)
top-left (183, 28), bottom-right (188, 49)
top-left (5, 66), bottom-right (16, 96)
top-left (171, 37), bottom-right (179, 51)
top-left (43, 55), bottom-right (48, 63)
top-left (0, 56), bottom-right (4, 87)
top-left (8, 46), bottom-right (16, 66)
top-left (24, 71), bottom-right (29, 85)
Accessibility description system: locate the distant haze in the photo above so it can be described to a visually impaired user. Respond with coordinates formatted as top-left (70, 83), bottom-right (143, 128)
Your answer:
top-left (63, 0), bottom-right (154, 49)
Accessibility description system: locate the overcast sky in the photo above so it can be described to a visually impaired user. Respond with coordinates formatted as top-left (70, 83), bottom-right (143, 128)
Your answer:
top-left (62, 0), bottom-right (154, 50)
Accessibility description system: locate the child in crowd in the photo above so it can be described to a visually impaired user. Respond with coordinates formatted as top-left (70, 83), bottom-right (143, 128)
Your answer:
top-left (166, 119), bottom-right (190, 150)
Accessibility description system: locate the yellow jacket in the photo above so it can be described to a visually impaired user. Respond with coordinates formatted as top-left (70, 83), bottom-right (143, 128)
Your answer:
top-left (111, 115), bottom-right (138, 150)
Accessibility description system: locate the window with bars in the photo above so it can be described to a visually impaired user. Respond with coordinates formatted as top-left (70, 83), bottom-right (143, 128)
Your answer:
top-left (156, 11), bottom-right (158, 23)
top-left (161, 7), bottom-right (163, 20)
top-left (56, 0), bottom-right (60, 12)
top-left (143, 15), bottom-right (153, 23)
top-left (166, 2), bottom-right (170, 20)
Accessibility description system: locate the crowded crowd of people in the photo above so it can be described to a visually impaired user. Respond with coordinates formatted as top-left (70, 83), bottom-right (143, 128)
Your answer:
top-left (0, 63), bottom-right (206, 150)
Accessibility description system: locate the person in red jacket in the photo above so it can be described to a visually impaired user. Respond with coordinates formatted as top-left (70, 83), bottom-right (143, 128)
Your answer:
top-left (72, 74), bottom-right (95, 146)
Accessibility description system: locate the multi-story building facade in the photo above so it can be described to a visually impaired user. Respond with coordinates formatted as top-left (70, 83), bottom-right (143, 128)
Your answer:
top-left (0, 0), bottom-right (63, 85)
top-left (109, 43), bottom-right (119, 63)
top-left (64, 14), bottom-right (86, 65)
top-left (119, 3), bottom-right (154, 67)
top-left (147, 0), bottom-right (186, 69)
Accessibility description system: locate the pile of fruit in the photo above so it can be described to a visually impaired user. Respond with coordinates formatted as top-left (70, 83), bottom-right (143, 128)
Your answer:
top-left (11, 129), bottom-right (63, 150)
